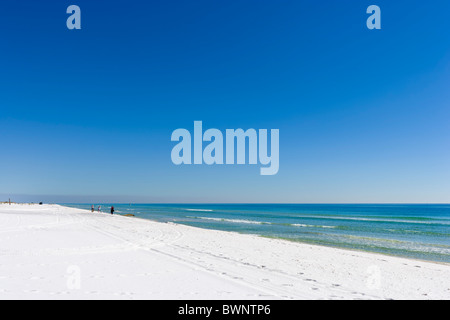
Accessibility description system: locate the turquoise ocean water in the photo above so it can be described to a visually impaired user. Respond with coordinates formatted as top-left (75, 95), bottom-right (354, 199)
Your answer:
top-left (63, 204), bottom-right (450, 263)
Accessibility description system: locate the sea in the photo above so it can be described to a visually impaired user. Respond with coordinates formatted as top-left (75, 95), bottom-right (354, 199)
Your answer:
top-left (63, 203), bottom-right (450, 263)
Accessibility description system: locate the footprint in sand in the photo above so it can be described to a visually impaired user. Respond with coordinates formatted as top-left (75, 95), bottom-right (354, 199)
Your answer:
top-left (49, 291), bottom-right (71, 296)
top-left (115, 291), bottom-right (135, 297)
top-left (24, 290), bottom-right (40, 294)
top-left (85, 291), bottom-right (100, 295)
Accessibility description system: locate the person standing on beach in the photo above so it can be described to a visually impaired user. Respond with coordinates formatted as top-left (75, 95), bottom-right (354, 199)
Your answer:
top-left (111, 206), bottom-right (115, 215)
top-left (91, 205), bottom-right (94, 213)
top-left (98, 206), bottom-right (101, 213)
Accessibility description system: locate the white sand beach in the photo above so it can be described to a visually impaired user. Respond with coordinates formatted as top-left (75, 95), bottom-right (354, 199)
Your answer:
top-left (0, 203), bottom-right (449, 300)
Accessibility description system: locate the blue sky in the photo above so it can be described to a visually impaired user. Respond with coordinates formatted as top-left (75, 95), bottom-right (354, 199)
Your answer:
top-left (1, 0), bottom-right (449, 203)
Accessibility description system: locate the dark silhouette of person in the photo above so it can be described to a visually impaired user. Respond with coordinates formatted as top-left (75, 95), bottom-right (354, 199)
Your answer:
top-left (111, 206), bottom-right (115, 215)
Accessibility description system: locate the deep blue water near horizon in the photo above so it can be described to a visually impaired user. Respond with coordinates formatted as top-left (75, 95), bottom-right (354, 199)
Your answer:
top-left (62, 203), bottom-right (450, 263)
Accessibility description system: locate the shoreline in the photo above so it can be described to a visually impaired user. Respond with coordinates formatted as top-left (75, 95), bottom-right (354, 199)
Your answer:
top-left (64, 203), bottom-right (450, 265)
top-left (1, 203), bottom-right (449, 300)
top-left (258, 235), bottom-right (450, 268)
top-left (112, 206), bottom-right (450, 267)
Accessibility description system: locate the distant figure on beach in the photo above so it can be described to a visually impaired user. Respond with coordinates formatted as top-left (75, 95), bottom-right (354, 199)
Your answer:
top-left (91, 205), bottom-right (94, 212)
top-left (111, 206), bottom-right (115, 215)
top-left (98, 206), bottom-right (101, 213)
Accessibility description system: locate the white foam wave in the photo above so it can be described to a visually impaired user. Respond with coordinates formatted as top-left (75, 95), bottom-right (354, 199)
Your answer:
top-left (292, 224), bottom-right (336, 229)
top-left (192, 216), bottom-right (266, 225)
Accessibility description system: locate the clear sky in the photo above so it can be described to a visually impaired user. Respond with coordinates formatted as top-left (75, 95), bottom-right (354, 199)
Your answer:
top-left (1, 0), bottom-right (449, 203)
